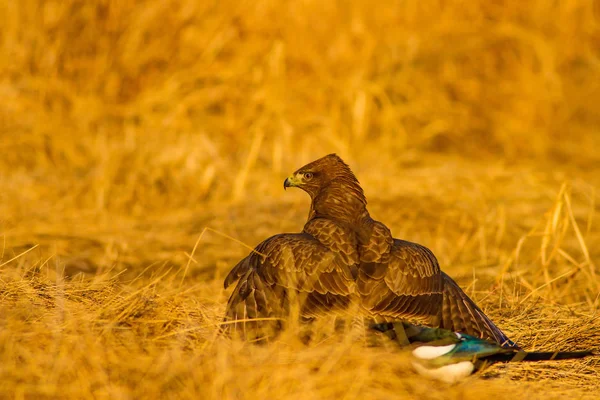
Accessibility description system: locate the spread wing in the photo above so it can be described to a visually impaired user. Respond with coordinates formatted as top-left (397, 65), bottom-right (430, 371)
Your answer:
top-left (356, 230), bottom-right (515, 347)
top-left (358, 239), bottom-right (444, 323)
top-left (440, 272), bottom-right (518, 348)
top-left (223, 232), bottom-right (356, 339)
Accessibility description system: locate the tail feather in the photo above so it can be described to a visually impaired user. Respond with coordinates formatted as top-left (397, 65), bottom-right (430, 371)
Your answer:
top-left (485, 350), bottom-right (594, 363)
top-left (440, 272), bottom-right (518, 349)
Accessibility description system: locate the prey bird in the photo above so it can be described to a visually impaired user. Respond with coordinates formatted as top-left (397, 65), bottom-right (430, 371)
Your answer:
top-left (224, 154), bottom-right (516, 347)
top-left (371, 322), bottom-right (593, 383)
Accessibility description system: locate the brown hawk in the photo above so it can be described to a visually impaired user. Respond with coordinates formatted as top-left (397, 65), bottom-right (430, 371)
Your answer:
top-left (224, 154), bottom-right (515, 347)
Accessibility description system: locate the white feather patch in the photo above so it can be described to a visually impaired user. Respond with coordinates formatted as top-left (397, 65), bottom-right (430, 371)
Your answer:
top-left (412, 344), bottom-right (456, 360)
top-left (412, 360), bottom-right (475, 383)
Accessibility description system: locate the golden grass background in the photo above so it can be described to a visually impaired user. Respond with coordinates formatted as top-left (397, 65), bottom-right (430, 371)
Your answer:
top-left (1, 0), bottom-right (600, 398)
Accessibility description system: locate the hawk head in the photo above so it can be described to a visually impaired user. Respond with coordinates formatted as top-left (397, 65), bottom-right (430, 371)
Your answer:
top-left (283, 154), bottom-right (363, 202)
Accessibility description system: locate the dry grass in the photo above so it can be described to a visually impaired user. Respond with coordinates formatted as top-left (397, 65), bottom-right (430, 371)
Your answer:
top-left (1, 0), bottom-right (600, 398)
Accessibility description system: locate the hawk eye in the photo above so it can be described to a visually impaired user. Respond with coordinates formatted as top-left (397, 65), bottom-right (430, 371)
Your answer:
top-left (303, 172), bottom-right (313, 180)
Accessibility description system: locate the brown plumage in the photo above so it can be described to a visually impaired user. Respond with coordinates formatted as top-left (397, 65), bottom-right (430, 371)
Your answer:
top-left (224, 154), bottom-right (516, 347)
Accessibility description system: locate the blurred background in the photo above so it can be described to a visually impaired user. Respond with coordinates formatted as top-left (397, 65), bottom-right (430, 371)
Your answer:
top-left (2, 0), bottom-right (599, 282)
top-left (1, 0), bottom-right (600, 297)
top-left (1, 1), bottom-right (600, 398)
top-left (2, 0), bottom-right (599, 205)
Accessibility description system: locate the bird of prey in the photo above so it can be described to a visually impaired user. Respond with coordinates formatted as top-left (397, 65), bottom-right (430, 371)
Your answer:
top-left (371, 322), bottom-right (592, 383)
top-left (224, 154), bottom-right (515, 346)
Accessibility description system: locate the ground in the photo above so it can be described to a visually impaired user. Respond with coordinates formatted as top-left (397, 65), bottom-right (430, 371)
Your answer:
top-left (1, 1), bottom-right (599, 398)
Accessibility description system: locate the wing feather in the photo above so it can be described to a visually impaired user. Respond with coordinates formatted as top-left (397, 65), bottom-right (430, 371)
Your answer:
top-left (440, 272), bottom-right (518, 348)
top-left (303, 218), bottom-right (359, 266)
top-left (223, 232), bottom-right (356, 339)
top-left (359, 239), bottom-right (444, 322)
top-left (359, 221), bottom-right (393, 263)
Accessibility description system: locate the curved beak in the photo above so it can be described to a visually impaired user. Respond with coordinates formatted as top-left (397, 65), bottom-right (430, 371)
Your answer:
top-left (283, 175), bottom-right (299, 191)
top-left (283, 177), bottom-right (292, 190)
